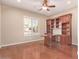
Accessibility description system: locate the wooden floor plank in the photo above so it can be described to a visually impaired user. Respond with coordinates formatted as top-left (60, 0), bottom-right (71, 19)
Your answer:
top-left (0, 40), bottom-right (77, 59)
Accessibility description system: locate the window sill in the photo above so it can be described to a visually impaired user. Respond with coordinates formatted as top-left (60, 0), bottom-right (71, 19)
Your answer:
top-left (24, 33), bottom-right (40, 36)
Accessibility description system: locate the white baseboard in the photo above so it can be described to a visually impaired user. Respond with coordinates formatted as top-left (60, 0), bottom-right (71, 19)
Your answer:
top-left (0, 45), bottom-right (1, 48)
top-left (1, 39), bottom-right (77, 48)
top-left (72, 43), bottom-right (78, 46)
top-left (1, 39), bottom-right (44, 48)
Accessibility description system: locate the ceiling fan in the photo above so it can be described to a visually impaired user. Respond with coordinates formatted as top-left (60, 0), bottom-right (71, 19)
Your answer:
top-left (39, 0), bottom-right (56, 11)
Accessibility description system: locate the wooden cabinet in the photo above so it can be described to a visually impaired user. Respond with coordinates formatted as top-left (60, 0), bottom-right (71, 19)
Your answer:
top-left (46, 19), bottom-right (54, 33)
top-left (44, 14), bottom-right (72, 46)
top-left (60, 14), bottom-right (72, 45)
top-left (56, 18), bottom-right (60, 28)
top-left (60, 35), bottom-right (71, 45)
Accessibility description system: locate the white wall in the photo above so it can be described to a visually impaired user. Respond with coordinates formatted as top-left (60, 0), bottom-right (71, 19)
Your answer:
top-left (0, 4), bottom-right (1, 47)
top-left (48, 7), bottom-right (78, 45)
top-left (1, 5), bottom-right (46, 46)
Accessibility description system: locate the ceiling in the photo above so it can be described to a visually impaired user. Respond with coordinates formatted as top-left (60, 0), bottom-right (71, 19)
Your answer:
top-left (1, 0), bottom-right (77, 16)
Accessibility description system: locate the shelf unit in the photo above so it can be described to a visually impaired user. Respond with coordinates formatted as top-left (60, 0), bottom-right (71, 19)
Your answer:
top-left (62, 22), bottom-right (70, 35)
top-left (46, 19), bottom-right (54, 33)
top-left (44, 14), bottom-right (72, 46)
top-left (56, 18), bottom-right (60, 28)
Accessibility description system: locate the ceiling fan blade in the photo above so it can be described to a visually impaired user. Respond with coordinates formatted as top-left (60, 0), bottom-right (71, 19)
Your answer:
top-left (48, 5), bottom-right (56, 7)
top-left (47, 8), bottom-right (50, 11)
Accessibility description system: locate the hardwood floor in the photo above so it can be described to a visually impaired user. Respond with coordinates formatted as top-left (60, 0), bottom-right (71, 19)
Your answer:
top-left (0, 40), bottom-right (77, 59)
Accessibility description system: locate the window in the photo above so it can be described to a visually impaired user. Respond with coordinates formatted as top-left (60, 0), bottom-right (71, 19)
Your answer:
top-left (24, 16), bottom-right (38, 35)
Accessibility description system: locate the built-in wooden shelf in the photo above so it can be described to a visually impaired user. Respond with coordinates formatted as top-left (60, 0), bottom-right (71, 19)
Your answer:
top-left (44, 14), bottom-right (72, 47)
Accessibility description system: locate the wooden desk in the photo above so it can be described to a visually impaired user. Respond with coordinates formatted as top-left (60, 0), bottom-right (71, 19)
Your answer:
top-left (44, 33), bottom-right (56, 47)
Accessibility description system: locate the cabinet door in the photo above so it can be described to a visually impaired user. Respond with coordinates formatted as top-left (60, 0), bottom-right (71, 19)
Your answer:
top-left (60, 14), bottom-right (71, 23)
top-left (60, 35), bottom-right (71, 45)
top-left (60, 35), bottom-right (65, 44)
top-left (66, 35), bottom-right (72, 45)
